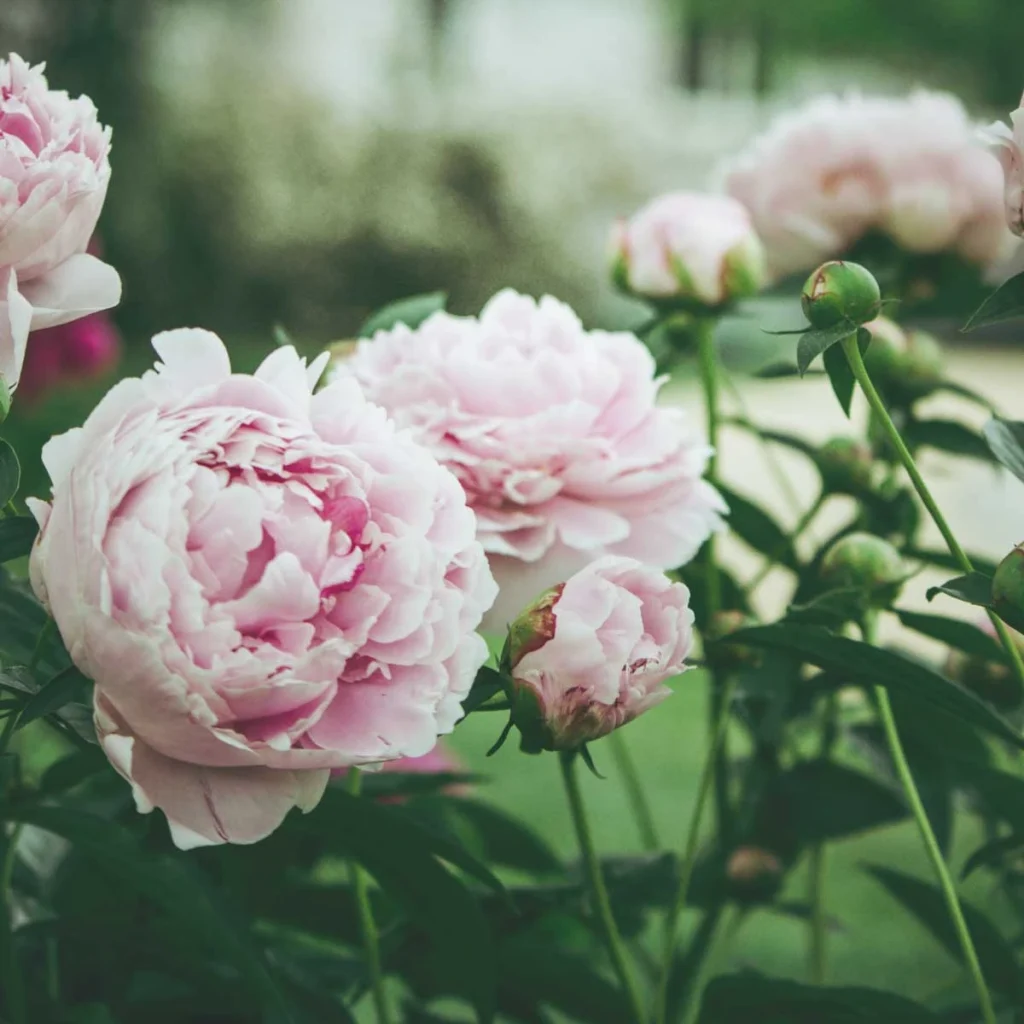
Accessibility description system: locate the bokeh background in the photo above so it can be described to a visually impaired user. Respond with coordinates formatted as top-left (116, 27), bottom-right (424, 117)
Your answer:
top-left (5, 0), bottom-right (1024, 1007)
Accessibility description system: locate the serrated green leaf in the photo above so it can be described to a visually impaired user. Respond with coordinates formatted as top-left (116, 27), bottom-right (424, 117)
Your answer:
top-left (698, 972), bottom-right (940, 1022)
top-left (964, 268), bottom-right (1024, 330)
top-left (359, 292), bottom-right (447, 338)
top-left (0, 441), bottom-right (20, 508)
top-left (796, 321), bottom-right (857, 376)
top-left (0, 516), bottom-right (37, 563)
top-left (731, 623), bottom-right (1024, 748)
top-left (866, 864), bottom-right (1023, 999)
top-left (983, 417), bottom-right (1024, 484)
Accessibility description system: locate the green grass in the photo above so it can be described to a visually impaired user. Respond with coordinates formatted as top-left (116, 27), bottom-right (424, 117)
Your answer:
top-left (448, 671), bottom-right (1000, 1006)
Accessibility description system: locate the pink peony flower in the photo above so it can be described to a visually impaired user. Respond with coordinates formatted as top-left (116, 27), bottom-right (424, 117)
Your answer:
top-left (722, 91), bottom-right (1013, 278)
top-left (610, 191), bottom-right (766, 306)
top-left (505, 556), bottom-right (693, 751)
top-left (28, 329), bottom-right (497, 849)
top-left (0, 54), bottom-right (120, 390)
top-left (18, 308), bottom-right (120, 403)
top-left (332, 289), bottom-right (726, 629)
top-left (981, 92), bottom-right (1024, 237)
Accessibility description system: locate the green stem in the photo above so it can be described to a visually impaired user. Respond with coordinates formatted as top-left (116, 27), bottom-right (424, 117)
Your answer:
top-left (841, 334), bottom-right (1024, 694)
top-left (863, 614), bottom-right (997, 1024)
top-left (609, 731), bottom-right (660, 852)
top-left (808, 844), bottom-right (827, 984)
top-left (747, 492), bottom-right (825, 595)
top-left (559, 752), bottom-right (647, 1024)
top-left (655, 676), bottom-right (739, 1024)
top-left (680, 904), bottom-right (740, 1024)
top-left (696, 319), bottom-right (730, 848)
top-left (0, 823), bottom-right (25, 1024)
top-left (346, 769), bottom-right (393, 1024)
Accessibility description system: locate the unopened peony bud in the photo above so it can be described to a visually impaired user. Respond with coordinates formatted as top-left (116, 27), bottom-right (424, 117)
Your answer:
top-left (993, 545), bottom-right (1024, 623)
top-left (863, 318), bottom-right (943, 403)
top-left (506, 557), bottom-right (694, 753)
top-left (801, 261), bottom-right (881, 329)
top-left (705, 609), bottom-right (760, 670)
top-left (820, 532), bottom-right (905, 605)
top-left (818, 437), bottom-right (875, 496)
top-left (610, 192), bottom-right (766, 309)
top-left (726, 846), bottom-right (784, 901)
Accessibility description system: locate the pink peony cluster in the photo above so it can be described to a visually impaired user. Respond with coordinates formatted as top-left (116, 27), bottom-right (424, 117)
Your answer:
top-left (506, 557), bottom-right (694, 751)
top-left (28, 329), bottom-right (496, 848)
top-left (0, 54), bottom-right (120, 391)
top-left (722, 91), bottom-right (1013, 279)
top-left (333, 289), bottom-right (726, 627)
top-left (18, 308), bottom-right (119, 403)
top-left (610, 191), bottom-right (766, 306)
top-left (981, 92), bottom-right (1024, 236)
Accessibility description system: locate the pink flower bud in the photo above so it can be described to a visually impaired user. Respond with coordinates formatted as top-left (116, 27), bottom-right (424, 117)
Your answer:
top-left (610, 192), bottom-right (766, 308)
top-left (506, 557), bottom-right (693, 752)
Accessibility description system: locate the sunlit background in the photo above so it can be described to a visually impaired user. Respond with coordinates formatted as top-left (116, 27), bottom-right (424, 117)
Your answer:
top-left (5, 0), bottom-right (1024, 1002)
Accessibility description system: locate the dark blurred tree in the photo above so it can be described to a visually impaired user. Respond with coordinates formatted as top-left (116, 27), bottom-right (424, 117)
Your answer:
top-left (666, 0), bottom-right (1024, 106)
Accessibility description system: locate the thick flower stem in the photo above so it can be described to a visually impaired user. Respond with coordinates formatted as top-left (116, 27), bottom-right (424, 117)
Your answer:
top-left (655, 676), bottom-right (739, 1024)
top-left (347, 770), bottom-right (393, 1024)
top-left (609, 731), bottom-right (660, 851)
top-left (559, 752), bottom-right (648, 1024)
top-left (696, 319), bottom-right (731, 849)
top-left (840, 334), bottom-right (1024, 692)
top-left (863, 615), bottom-right (997, 1024)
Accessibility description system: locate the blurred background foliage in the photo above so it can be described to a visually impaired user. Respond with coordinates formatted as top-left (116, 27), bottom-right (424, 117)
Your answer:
top-left (5, 0), bottom-right (1024, 351)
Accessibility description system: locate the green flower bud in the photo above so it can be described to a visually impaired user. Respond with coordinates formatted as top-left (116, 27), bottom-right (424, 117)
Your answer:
top-left (801, 261), bottom-right (881, 329)
top-left (817, 437), bottom-right (875, 496)
top-left (726, 846), bottom-right (784, 903)
top-left (863, 318), bottom-right (943, 405)
top-left (896, 329), bottom-right (944, 401)
top-left (993, 545), bottom-right (1024, 624)
top-left (819, 532), bottom-right (905, 606)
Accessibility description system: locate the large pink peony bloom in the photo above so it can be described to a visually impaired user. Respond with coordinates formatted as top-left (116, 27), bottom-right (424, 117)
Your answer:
top-left (0, 54), bottom-right (120, 389)
top-left (981, 91), bottom-right (1024, 236)
top-left (506, 557), bottom-right (693, 751)
top-left (722, 91), bottom-right (1013, 279)
top-left (28, 329), bottom-right (496, 848)
top-left (610, 191), bottom-right (766, 306)
top-left (333, 290), bottom-right (725, 627)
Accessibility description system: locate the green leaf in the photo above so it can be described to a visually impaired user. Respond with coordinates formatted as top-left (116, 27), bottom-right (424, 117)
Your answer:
top-left (821, 327), bottom-right (869, 417)
top-left (303, 790), bottom-right (496, 1022)
top-left (2, 805), bottom-right (297, 1022)
top-left (0, 516), bottom-right (37, 563)
top-left (359, 292), bottom-right (447, 338)
top-left (697, 973), bottom-right (940, 1023)
top-left (730, 624), bottom-right (1024, 749)
top-left (716, 483), bottom-right (798, 570)
top-left (926, 572), bottom-right (993, 607)
top-left (903, 419), bottom-right (997, 463)
top-left (935, 380), bottom-right (997, 411)
top-left (0, 441), bottom-right (20, 508)
top-left (907, 548), bottom-right (998, 579)
top-left (796, 321), bottom-right (857, 376)
top-left (895, 610), bottom-right (1007, 663)
top-left (461, 665), bottom-right (508, 716)
top-left (16, 664), bottom-right (91, 729)
top-left (964, 268), bottom-right (1024, 330)
top-left (499, 937), bottom-right (632, 1024)
top-left (865, 864), bottom-right (1024, 999)
top-left (983, 417), bottom-right (1024, 484)
top-left (961, 833), bottom-right (1024, 880)
top-left (764, 761), bottom-right (907, 845)
top-left (962, 764), bottom-right (1024, 833)
top-left (359, 771), bottom-right (482, 800)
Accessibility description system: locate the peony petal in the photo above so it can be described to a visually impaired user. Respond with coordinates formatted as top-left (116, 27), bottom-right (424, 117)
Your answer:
top-left (0, 266), bottom-right (31, 387)
top-left (21, 253), bottom-right (121, 329)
